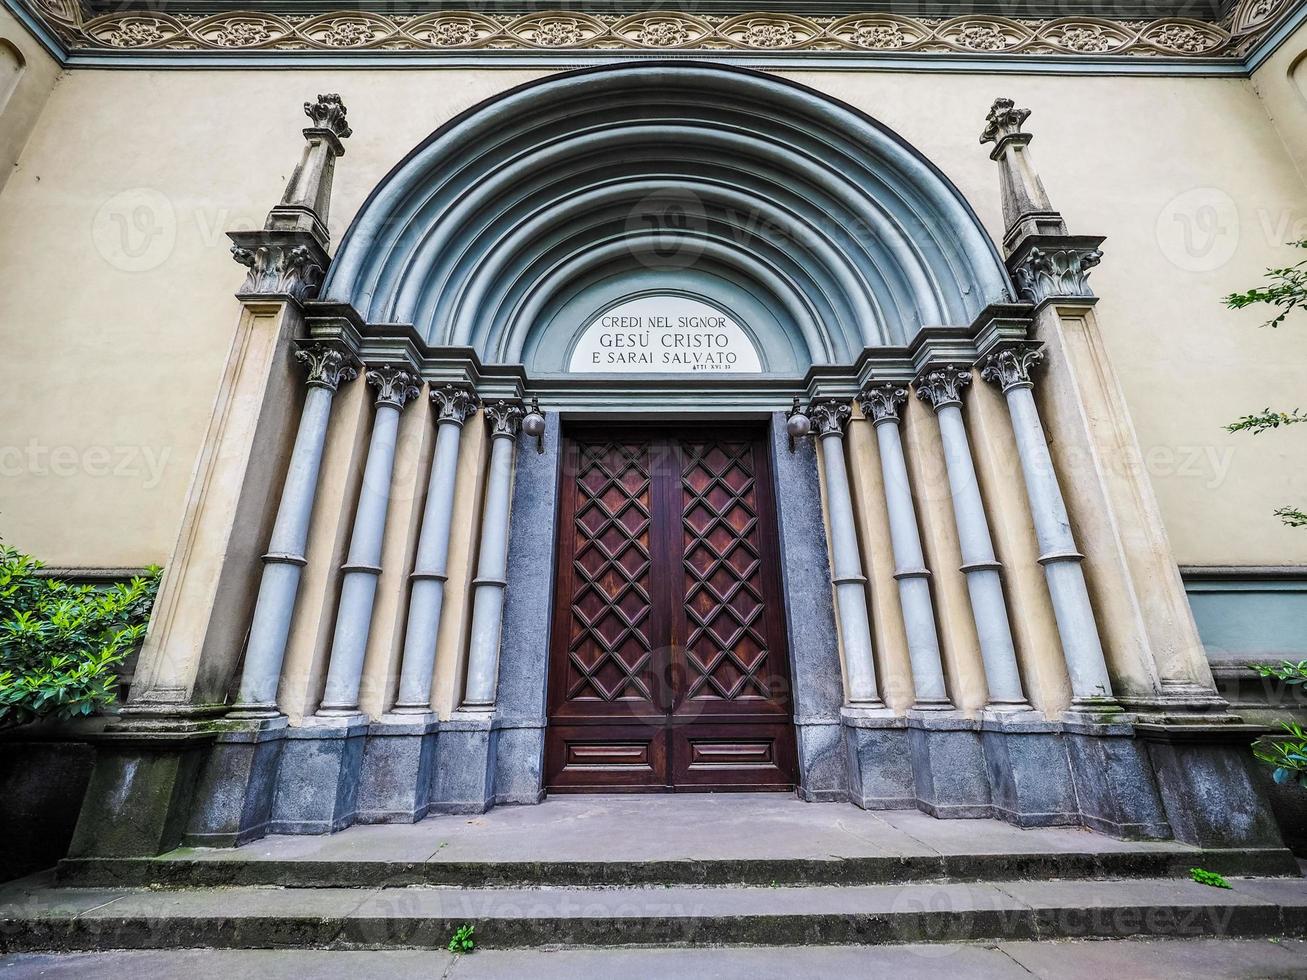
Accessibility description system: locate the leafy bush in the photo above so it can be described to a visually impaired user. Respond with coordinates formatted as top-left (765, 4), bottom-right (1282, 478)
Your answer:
top-left (1251, 661), bottom-right (1307, 787)
top-left (0, 544), bottom-right (160, 730)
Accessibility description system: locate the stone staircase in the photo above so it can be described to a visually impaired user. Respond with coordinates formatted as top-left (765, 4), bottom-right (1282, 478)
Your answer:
top-left (3, 795), bottom-right (1304, 953)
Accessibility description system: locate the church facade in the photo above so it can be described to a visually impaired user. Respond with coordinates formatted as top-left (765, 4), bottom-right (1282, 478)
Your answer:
top-left (2, 0), bottom-right (1306, 857)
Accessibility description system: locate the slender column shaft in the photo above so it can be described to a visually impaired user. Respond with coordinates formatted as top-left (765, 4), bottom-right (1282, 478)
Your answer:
top-left (859, 385), bottom-right (950, 709)
top-left (916, 368), bottom-right (1029, 708)
top-left (234, 346), bottom-right (355, 713)
top-left (982, 347), bottom-right (1114, 704)
top-left (318, 366), bottom-right (419, 716)
top-left (393, 387), bottom-right (478, 712)
top-left (462, 401), bottom-right (524, 708)
top-left (809, 401), bottom-right (881, 706)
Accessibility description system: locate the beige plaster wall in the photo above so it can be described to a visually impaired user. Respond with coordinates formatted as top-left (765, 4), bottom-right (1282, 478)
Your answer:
top-left (0, 6), bottom-right (59, 197)
top-left (0, 58), bottom-right (1305, 573)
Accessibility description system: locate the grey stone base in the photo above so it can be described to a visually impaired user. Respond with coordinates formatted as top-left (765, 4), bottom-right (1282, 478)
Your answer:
top-left (1138, 723), bottom-right (1286, 849)
top-left (794, 719), bottom-right (848, 802)
top-left (430, 712), bottom-right (498, 814)
top-left (1063, 721), bottom-right (1172, 840)
top-left (185, 716), bottom-right (287, 847)
top-left (68, 730), bottom-right (212, 858)
top-left (492, 720), bottom-right (546, 805)
top-left (908, 714), bottom-right (993, 819)
top-left (841, 710), bottom-right (914, 809)
top-left (269, 720), bottom-right (368, 835)
top-left (355, 716), bottom-right (438, 825)
top-left (980, 717), bottom-right (1078, 828)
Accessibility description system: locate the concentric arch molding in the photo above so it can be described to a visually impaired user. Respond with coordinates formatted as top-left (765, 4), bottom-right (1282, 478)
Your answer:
top-left (6, 0), bottom-right (1305, 72)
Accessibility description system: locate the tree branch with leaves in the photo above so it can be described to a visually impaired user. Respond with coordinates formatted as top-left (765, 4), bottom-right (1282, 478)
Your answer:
top-left (1223, 239), bottom-right (1307, 528)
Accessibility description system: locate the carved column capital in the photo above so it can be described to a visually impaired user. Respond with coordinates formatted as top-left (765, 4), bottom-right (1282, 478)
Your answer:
top-left (229, 235), bottom-right (327, 302)
top-left (856, 383), bottom-right (909, 426)
top-left (1009, 242), bottom-right (1104, 305)
top-left (808, 399), bottom-right (851, 438)
top-left (430, 384), bottom-right (480, 426)
top-left (483, 399), bottom-right (525, 439)
top-left (303, 93), bottom-right (352, 150)
top-left (914, 365), bottom-right (973, 411)
top-left (365, 364), bottom-right (421, 409)
top-left (980, 97), bottom-right (1031, 151)
top-left (295, 344), bottom-right (357, 392)
top-left (980, 344), bottom-right (1045, 392)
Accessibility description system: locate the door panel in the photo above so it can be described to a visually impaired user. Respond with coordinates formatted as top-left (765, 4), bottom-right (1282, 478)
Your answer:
top-left (546, 426), bottom-right (796, 792)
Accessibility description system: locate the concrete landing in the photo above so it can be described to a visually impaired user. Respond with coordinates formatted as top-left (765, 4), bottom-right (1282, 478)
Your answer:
top-left (56, 794), bottom-right (1299, 887)
top-left (6, 940), bottom-right (1307, 980)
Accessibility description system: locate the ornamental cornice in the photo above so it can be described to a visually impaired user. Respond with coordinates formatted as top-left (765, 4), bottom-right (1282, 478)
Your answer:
top-left (18, 0), bottom-right (1295, 60)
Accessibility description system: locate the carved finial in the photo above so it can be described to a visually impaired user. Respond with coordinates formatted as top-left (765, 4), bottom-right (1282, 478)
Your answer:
top-left (980, 97), bottom-right (1031, 146)
top-left (914, 366), bottom-right (972, 412)
top-left (980, 345), bottom-right (1045, 392)
top-left (856, 383), bottom-right (909, 425)
top-left (808, 399), bottom-right (851, 437)
top-left (430, 384), bottom-right (480, 425)
top-left (365, 364), bottom-right (421, 409)
top-left (304, 93), bottom-right (352, 141)
top-left (296, 344), bottom-right (357, 392)
top-left (483, 399), bottom-right (525, 439)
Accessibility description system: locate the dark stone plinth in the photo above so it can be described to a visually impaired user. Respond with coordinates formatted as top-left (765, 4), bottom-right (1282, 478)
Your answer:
top-left (430, 713), bottom-right (498, 814)
top-left (842, 710), bottom-right (913, 810)
top-left (1138, 723), bottom-right (1286, 849)
top-left (68, 728), bottom-right (212, 858)
top-left (909, 714), bottom-right (993, 819)
top-left (355, 716), bottom-right (438, 825)
top-left (493, 721), bottom-right (546, 805)
top-left (980, 717), bottom-right (1078, 828)
top-left (1063, 720), bottom-right (1171, 839)
top-left (0, 736), bottom-right (95, 881)
top-left (269, 720), bottom-right (367, 834)
top-left (794, 719), bottom-right (846, 802)
top-left (771, 413), bottom-right (849, 803)
top-left (185, 716), bottom-right (287, 847)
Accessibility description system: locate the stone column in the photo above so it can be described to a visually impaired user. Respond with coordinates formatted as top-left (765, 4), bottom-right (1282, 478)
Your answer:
top-left (461, 399), bottom-right (525, 709)
top-left (316, 365), bottom-right (421, 717)
top-left (392, 385), bottom-right (480, 713)
top-left (808, 400), bottom-right (882, 708)
top-left (856, 384), bottom-right (951, 711)
top-left (980, 345), bottom-right (1114, 709)
top-left (913, 366), bottom-right (1030, 712)
top-left (232, 345), bottom-right (357, 714)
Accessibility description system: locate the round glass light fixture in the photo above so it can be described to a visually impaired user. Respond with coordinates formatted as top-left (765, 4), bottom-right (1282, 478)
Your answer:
top-left (786, 412), bottom-right (811, 440)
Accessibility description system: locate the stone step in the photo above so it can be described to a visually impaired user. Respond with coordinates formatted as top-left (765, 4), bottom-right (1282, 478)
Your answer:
top-left (56, 845), bottom-right (1299, 889)
top-left (4, 875), bottom-right (1306, 951)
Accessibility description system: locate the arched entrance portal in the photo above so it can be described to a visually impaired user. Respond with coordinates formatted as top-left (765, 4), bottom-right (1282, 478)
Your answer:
top-left (307, 62), bottom-right (1013, 809)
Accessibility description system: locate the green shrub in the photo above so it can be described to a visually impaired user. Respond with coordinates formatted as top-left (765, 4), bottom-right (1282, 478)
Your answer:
top-left (0, 544), bottom-right (160, 730)
top-left (1251, 661), bottom-right (1307, 787)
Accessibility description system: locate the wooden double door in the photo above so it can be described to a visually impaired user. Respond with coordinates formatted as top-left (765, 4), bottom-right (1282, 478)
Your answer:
top-left (545, 425), bottom-right (797, 792)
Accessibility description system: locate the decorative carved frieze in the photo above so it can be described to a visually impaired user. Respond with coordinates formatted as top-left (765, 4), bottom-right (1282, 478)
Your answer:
top-left (296, 344), bottom-right (357, 391)
top-left (483, 399), bottom-right (525, 438)
top-left (808, 399), bottom-right (851, 437)
top-left (430, 383), bottom-right (480, 425)
top-left (66, 8), bottom-right (1280, 59)
top-left (365, 364), bottom-right (421, 408)
top-left (856, 383), bottom-right (909, 425)
top-left (914, 365), bottom-right (973, 411)
top-left (979, 344), bottom-right (1045, 392)
top-left (229, 235), bottom-right (325, 301)
top-left (1009, 243), bottom-right (1104, 304)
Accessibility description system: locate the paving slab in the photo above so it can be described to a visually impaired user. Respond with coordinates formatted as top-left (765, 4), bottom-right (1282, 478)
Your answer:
top-left (6, 939), bottom-right (1307, 979)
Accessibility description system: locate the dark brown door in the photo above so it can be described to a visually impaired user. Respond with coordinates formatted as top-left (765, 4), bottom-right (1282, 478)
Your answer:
top-left (545, 425), bottom-right (797, 792)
